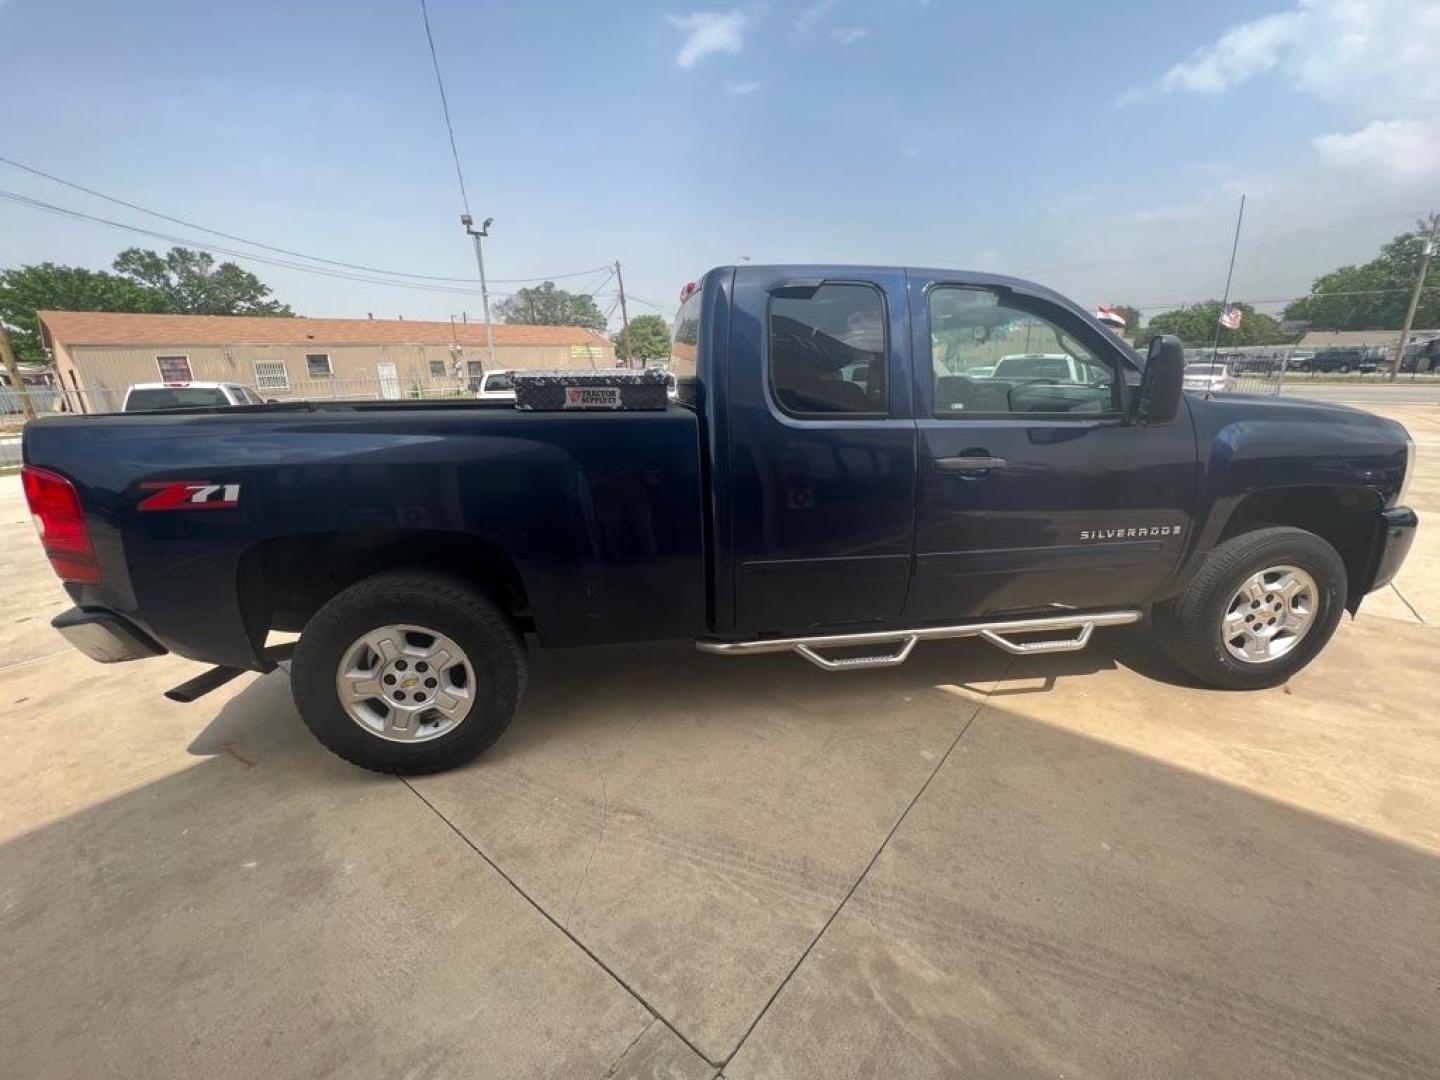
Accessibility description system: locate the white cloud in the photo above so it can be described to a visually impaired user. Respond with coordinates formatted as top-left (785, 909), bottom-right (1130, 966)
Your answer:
top-left (726, 79), bottom-right (760, 95)
top-left (668, 10), bottom-right (749, 69)
top-left (1123, 0), bottom-right (1440, 115)
top-left (795, 0), bottom-right (836, 33)
top-left (1157, 10), bottom-right (1302, 95)
top-left (1314, 118), bottom-right (1440, 180)
top-left (830, 26), bottom-right (868, 44)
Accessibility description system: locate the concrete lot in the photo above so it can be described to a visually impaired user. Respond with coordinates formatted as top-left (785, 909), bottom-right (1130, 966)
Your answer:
top-left (2, 402), bottom-right (1438, 1079)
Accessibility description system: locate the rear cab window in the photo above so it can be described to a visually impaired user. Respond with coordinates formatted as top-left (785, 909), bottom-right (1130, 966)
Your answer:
top-left (768, 282), bottom-right (887, 417)
top-left (124, 387), bottom-right (232, 411)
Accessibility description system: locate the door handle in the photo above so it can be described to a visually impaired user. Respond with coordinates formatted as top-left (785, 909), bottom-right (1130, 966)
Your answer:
top-left (933, 455), bottom-right (1007, 474)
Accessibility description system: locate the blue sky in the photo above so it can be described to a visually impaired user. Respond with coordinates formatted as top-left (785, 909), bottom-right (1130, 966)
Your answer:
top-left (2, 0), bottom-right (1436, 327)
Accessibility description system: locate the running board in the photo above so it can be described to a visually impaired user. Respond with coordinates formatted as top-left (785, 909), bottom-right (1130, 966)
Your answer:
top-left (695, 610), bottom-right (1141, 672)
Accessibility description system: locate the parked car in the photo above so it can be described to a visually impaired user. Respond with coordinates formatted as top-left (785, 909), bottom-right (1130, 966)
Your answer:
top-left (22, 264), bottom-right (1417, 774)
top-left (474, 369), bottom-right (516, 401)
top-left (1399, 338), bottom-right (1440, 374)
top-left (1183, 361), bottom-right (1234, 394)
top-left (992, 352), bottom-right (1105, 383)
top-left (122, 382), bottom-right (264, 411)
top-left (1304, 348), bottom-right (1379, 374)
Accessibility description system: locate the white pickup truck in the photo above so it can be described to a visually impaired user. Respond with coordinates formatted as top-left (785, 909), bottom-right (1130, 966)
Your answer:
top-left (122, 382), bottom-right (264, 411)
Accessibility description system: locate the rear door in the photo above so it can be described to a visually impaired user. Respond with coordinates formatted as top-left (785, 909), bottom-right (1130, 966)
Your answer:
top-left (726, 268), bottom-right (917, 634)
top-left (905, 273), bottom-right (1197, 622)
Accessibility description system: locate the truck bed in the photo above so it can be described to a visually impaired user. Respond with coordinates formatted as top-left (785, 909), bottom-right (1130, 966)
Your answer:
top-left (24, 402), bottom-right (709, 670)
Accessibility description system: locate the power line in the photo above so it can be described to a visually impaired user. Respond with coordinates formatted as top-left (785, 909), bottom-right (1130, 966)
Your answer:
top-left (0, 188), bottom-right (612, 296)
top-left (1015, 210), bottom-right (1423, 280)
top-left (0, 156), bottom-right (609, 285)
top-left (0, 155), bottom-right (465, 283)
top-left (418, 0), bottom-right (471, 218)
top-left (0, 189), bottom-right (486, 296)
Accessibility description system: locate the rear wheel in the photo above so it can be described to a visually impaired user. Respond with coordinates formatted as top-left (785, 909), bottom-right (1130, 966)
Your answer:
top-left (1156, 527), bottom-right (1346, 690)
top-left (291, 570), bottom-right (526, 773)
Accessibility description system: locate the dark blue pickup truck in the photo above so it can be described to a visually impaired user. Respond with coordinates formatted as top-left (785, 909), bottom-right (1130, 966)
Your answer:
top-left (22, 265), bottom-right (1418, 773)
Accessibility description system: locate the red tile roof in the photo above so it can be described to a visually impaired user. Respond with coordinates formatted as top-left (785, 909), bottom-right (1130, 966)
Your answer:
top-left (38, 310), bottom-right (611, 349)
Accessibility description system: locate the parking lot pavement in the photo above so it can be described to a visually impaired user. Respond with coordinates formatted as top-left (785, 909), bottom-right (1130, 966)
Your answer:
top-left (728, 617), bottom-right (1440, 1079)
top-left (2, 404), bottom-right (1438, 1078)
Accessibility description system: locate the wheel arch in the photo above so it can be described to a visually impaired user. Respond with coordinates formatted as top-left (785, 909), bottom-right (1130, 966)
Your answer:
top-left (237, 529), bottom-right (532, 654)
top-left (1212, 484), bottom-right (1384, 612)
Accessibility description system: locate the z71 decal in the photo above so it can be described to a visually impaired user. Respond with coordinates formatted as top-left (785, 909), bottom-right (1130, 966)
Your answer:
top-left (138, 481), bottom-right (241, 511)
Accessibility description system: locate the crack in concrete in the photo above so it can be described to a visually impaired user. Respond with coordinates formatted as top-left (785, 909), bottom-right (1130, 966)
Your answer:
top-left (1391, 583), bottom-right (1427, 625)
top-left (716, 658), bottom-right (1018, 1068)
top-left (400, 776), bottom-right (721, 1068)
top-left (565, 762), bottom-right (609, 930)
top-left (599, 1016), bottom-right (653, 1079)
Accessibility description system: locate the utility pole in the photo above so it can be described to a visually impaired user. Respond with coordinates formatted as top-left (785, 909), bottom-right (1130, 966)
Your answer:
top-left (461, 215), bottom-right (497, 368)
top-left (1389, 212), bottom-right (1439, 381)
top-left (614, 260), bottom-right (632, 368)
top-left (1210, 194), bottom-right (1246, 366)
top-left (0, 323), bottom-right (36, 420)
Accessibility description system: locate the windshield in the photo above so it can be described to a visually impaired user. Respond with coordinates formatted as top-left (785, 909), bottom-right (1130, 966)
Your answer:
top-left (125, 387), bottom-right (230, 411)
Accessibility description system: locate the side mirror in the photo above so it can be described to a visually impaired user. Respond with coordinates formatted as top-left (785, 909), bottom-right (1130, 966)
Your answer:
top-left (1137, 335), bottom-right (1185, 425)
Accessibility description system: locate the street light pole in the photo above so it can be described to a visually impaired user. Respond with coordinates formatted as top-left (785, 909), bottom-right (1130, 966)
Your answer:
top-left (1389, 212), bottom-right (1439, 382)
top-left (462, 214), bottom-right (497, 368)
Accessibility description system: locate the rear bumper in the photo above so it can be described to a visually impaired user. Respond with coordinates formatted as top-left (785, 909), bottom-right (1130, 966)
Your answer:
top-left (1367, 507), bottom-right (1418, 593)
top-left (52, 607), bottom-right (167, 663)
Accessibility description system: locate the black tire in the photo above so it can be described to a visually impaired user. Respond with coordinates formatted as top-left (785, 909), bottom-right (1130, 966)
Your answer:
top-left (291, 570), bottom-right (526, 773)
top-left (1155, 526), bottom-right (1346, 690)
top-left (1338, 363), bottom-right (1351, 374)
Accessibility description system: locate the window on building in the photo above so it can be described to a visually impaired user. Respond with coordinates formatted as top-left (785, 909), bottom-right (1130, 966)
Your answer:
top-left (429, 360), bottom-right (447, 379)
top-left (929, 288), bottom-right (1117, 416)
top-left (305, 353), bottom-right (332, 377)
top-left (769, 282), bottom-right (887, 416)
top-left (254, 360), bottom-right (290, 392)
top-left (466, 360), bottom-right (483, 390)
top-left (155, 355), bottom-right (193, 385)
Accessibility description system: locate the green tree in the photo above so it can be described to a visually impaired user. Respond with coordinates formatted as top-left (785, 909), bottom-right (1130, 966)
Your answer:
top-left (495, 281), bottom-right (606, 332)
top-left (1141, 300), bottom-right (1295, 347)
top-left (613, 314), bottom-right (671, 363)
top-left (0, 263), bottom-right (169, 363)
top-left (1282, 219), bottom-right (1440, 331)
top-left (112, 247), bottom-right (292, 316)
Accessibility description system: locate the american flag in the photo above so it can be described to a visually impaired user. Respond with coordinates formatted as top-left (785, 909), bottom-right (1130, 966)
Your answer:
top-left (1219, 304), bottom-right (1243, 330)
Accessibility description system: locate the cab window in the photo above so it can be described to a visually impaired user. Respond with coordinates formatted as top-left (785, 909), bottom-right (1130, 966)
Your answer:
top-left (929, 287), bottom-right (1118, 416)
top-left (769, 282), bottom-right (886, 417)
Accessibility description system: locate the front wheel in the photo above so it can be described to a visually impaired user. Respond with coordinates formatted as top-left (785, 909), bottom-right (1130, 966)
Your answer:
top-left (1156, 527), bottom-right (1347, 690)
top-left (291, 570), bottom-right (527, 773)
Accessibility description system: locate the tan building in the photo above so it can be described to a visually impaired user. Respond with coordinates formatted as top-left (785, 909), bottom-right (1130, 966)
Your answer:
top-left (37, 310), bottom-right (615, 412)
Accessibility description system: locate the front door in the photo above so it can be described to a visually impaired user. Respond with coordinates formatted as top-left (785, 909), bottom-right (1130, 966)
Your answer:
top-left (377, 363), bottom-right (401, 400)
top-left (905, 275), bottom-right (1197, 622)
top-left (727, 268), bottom-right (917, 635)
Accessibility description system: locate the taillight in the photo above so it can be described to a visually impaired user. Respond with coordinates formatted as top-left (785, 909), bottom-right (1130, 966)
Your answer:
top-left (21, 466), bottom-right (101, 584)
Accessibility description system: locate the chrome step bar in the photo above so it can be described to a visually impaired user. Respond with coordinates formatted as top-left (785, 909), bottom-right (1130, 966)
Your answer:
top-left (695, 610), bottom-right (1141, 672)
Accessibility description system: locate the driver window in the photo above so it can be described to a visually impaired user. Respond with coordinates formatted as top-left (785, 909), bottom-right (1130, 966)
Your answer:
top-left (929, 287), bottom-right (1117, 416)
